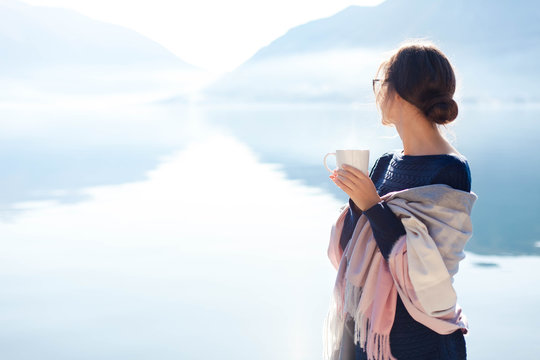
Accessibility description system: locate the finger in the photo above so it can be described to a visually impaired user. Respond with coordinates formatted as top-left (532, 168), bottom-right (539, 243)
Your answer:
top-left (336, 169), bottom-right (359, 184)
top-left (336, 174), bottom-right (357, 190)
top-left (334, 176), bottom-right (353, 194)
top-left (342, 164), bottom-right (368, 179)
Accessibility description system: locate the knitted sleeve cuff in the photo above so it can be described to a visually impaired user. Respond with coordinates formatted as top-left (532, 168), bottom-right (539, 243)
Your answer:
top-left (348, 197), bottom-right (363, 216)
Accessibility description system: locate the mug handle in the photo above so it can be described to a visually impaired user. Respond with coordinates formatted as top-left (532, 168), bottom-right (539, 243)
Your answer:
top-left (324, 152), bottom-right (336, 173)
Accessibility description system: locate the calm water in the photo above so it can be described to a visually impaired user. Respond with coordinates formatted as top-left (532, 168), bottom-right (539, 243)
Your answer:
top-left (0, 97), bottom-right (539, 359)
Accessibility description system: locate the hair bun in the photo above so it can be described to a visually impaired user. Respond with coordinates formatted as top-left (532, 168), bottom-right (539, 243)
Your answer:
top-left (423, 95), bottom-right (458, 125)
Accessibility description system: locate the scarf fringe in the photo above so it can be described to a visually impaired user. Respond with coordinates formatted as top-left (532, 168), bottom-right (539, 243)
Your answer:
top-left (324, 278), bottom-right (398, 360)
top-left (353, 312), bottom-right (397, 360)
top-left (349, 281), bottom-right (398, 360)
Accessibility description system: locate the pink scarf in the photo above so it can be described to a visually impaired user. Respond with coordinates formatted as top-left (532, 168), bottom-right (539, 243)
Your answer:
top-left (323, 184), bottom-right (477, 360)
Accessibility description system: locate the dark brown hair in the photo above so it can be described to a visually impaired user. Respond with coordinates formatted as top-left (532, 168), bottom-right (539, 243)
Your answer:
top-left (377, 40), bottom-right (458, 125)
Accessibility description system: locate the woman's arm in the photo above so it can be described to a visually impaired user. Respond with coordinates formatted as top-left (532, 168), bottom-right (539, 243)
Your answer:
top-left (340, 154), bottom-right (386, 252)
top-left (346, 153), bottom-right (403, 260)
top-left (361, 201), bottom-right (406, 261)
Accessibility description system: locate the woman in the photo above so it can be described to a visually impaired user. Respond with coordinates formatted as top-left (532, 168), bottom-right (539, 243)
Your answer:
top-left (329, 40), bottom-right (470, 359)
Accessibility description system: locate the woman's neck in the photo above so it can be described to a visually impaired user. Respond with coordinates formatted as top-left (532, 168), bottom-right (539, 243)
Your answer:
top-left (394, 115), bottom-right (450, 156)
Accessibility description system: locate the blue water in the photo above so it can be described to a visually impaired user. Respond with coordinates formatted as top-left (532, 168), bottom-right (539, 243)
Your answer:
top-left (0, 97), bottom-right (538, 359)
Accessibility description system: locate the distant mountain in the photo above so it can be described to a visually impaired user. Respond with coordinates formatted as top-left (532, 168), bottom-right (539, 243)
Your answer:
top-left (247, 0), bottom-right (539, 60)
top-left (0, 0), bottom-right (208, 99)
top-left (0, 0), bottom-right (199, 74)
top-left (203, 0), bottom-right (540, 104)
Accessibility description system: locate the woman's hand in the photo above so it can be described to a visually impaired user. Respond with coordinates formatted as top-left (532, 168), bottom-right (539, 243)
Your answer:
top-left (329, 164), bottom-right (382, 211)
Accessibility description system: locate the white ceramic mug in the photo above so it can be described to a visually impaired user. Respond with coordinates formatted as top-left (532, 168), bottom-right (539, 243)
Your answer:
top-left (324, 149), bottom-right (370, 175)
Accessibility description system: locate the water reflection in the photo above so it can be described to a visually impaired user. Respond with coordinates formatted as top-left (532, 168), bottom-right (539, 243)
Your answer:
top-left (0, 132), bottom-right (339, 359)
top-left (201, 102), bottom-right (540, 256)
top-left (3, 98), bottom-right (538, 255)
top-left (0, 101), bottom-right (210, 216)
top-left (0, 133), bottom-right (540, 359)
top-left (0, 128), bottom-right (538, 359)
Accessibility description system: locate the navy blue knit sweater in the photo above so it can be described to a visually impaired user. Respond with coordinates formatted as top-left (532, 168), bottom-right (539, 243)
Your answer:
top-left (339, 149), bottom-right (471, 360)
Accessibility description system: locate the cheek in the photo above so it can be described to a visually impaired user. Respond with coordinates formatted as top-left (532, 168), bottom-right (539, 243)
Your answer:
top-left (379, 100), bottom-right (393, 125)
top-left (377, 99), bottom-right (388, 117)
top-left (375, 95), bottom-right (385, 113)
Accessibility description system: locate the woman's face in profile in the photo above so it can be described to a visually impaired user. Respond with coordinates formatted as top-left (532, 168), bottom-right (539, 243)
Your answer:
top-left (374, 79), bottom-right (395, 126)
top-left (373, 63), bottom-right (397, 126)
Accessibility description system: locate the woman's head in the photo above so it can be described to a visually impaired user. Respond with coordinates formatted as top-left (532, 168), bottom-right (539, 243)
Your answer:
top-left (374, 40), bottom-right (458, 126)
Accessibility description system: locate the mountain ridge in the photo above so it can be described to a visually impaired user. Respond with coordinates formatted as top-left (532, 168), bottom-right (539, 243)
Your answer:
top-left (203, 1), bottom-right (540, 104)
top-left (0, 0), bottom-right (201, 73)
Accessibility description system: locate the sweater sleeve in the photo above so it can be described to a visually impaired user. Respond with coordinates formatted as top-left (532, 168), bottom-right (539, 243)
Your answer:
top-left (363, 201), bottom-right (406, 261)
top-left (341, 156), bottom-right (384, 251)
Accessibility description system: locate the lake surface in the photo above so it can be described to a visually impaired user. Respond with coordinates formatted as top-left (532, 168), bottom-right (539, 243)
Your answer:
top-left (0, 96), bottom-right (539, 359)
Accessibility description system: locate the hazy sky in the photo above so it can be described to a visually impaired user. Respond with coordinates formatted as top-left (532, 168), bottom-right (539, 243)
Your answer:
top-left (20, 0), bottom-right (385, 74)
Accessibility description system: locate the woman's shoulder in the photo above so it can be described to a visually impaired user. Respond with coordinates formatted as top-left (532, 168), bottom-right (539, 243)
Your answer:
top-left (369, 151), bottom-right (394, 177)
top-left (376, 151), bottom-right (396, 165)
top-left (430, 154), bottom-right (472, 192)
top-left (438, 152), bottom-right (471, 172)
